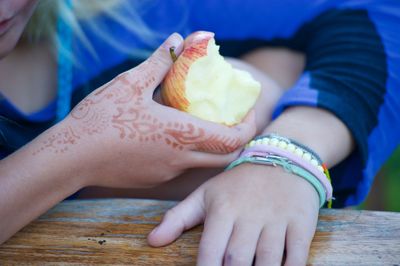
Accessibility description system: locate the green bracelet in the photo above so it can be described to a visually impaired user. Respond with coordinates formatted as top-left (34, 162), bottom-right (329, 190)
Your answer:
top-left (226, 155), bottom-right (327, 208)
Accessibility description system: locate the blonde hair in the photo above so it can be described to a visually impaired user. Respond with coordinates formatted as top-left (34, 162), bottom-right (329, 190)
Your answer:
top-left (23, 0), bottom-right (165, 63)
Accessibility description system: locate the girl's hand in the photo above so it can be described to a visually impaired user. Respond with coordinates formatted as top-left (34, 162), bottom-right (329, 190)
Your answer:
top-left (148, 163), bottom-right (320, 266)
top-left (37, 33), bottom-right (256, 189)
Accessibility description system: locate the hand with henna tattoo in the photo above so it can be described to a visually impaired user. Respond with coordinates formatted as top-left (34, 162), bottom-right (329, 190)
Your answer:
top-left (37, 33), bottom-right (257, 188)
top-left (0, 33), bottom-right (256, 244)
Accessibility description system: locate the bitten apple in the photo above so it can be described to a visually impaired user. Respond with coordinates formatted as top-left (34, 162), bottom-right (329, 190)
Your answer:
top-left (161, 31), bottom-right (261, 126)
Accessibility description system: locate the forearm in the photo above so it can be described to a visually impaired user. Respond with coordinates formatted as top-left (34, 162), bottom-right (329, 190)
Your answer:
top-left (263, 106), bottom-right (355, 167)
top-left (0, 122), bottom-right (87, 244)
top-left (233, 63), bottom-right (354, 166)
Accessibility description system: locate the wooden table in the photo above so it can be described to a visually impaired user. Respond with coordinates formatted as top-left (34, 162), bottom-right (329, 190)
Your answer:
top-left (0, 199), bottom-right (399, 265)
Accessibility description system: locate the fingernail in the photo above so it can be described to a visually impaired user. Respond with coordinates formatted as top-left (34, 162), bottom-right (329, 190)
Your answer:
top-left (163, 33), bottom-right (183, 54)
top-left (149, 225), bottom-right (160, 236)
top-left (191, 31), bottom-right (214, 42)
top-left (184, 31), bottom-right (214, 48)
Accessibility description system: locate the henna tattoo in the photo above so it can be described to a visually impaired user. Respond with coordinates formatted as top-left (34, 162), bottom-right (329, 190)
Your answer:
top-left (111, 107), bottom-right (163, 141)
top-left (71, 99), bottom-right (94, 120)
top-left (110, 106), bottom-right (241, 153)
top-left (33, 126), bottom-right (80, 155)
top-left (163, 123), bottom-right (205, 151)
top-left (114, 80), bottom-right (144, 106)
top-left (70, 97), bottom-right (110, 135)
top-left (164, 124), bottom-right (241, 153)
top-left (35, 55), bottom-right (241, 155)
top-left (194, 134), bottom-right (242, 153)
top-left (133, 56), bottom-right (160, 89)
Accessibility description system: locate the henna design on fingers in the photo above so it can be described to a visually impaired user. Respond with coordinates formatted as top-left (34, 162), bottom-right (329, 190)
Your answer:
top-left (163, 123), bottom-right (205, 151)
top-left (194, 134), bottom-right (242, 153)
top-left (132, 57), bottom-right (161, 89)
top-left (164, 124), bottom-right (242, 153)
top-left (93, 74), bottom-right (143, 103)
top-left (114, 80), bottom-right (144, 106)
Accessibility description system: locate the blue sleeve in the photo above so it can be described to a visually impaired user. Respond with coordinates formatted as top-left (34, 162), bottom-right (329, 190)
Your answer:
top-left (187, 0), bottom-right (400, 206)
top-left (270, 7), bottom-right (400, 206)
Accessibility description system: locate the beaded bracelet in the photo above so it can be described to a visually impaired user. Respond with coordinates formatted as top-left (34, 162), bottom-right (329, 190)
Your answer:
top-left (243, 144), bottom-right (333, 200)
top-left (253, 133), bottom-right (323, 164)
top-left (246, 135), bottom-right (332, 193)
top-left (237, 134), bottom-right (333, 207)
top-left (226, 154), bottom-right (327, 207)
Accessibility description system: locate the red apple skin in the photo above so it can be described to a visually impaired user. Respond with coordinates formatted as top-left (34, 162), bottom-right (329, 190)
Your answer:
top-left (161, 31), bottom-right (215, 111)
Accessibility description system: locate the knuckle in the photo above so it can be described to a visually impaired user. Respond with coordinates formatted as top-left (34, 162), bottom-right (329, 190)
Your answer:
top-left (291, 237), bottom-right (310, 250)
top-left (224, 250), bottom-right (251, 266)
top-left (206, 198), bottom-right (231, 214)
top-left (256, 246), bottom-right (275, 257)
top-left (256, 247), bottom-right (281, 264)
top-left (149, 52), bottom-right (171, 69)
top-left (115, 71), bottom-right (128, 81)
top-left (164, 208), bottom-right (177, 221)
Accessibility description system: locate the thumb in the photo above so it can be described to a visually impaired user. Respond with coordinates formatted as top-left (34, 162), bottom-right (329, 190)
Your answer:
top-left (128, 33), bottom-right (184, 98)
top-left (195, 108), bottom-right (257, 154)
top-left (147, 188), bottom-right (205, 247)
top-left (232, 109), bottom-right (257, 146)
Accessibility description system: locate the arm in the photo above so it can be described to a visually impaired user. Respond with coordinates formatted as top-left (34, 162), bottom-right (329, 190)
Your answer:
top-left (265, 106), bottom-right (354, 167)
top-left (148, 7), bottom-right (388, 266)
top-left (0, 123), bottom-right (87, 244)
top-left (0, 33), bottom-right (256, 245)
top-left (148, 106), bottom-right (354, 266)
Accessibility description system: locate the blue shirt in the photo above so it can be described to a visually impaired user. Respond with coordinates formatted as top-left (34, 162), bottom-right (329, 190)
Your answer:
top-left (1, 0), bottom-right (399, 207)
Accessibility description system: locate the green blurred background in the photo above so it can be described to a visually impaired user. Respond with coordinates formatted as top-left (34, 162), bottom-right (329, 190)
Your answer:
top-left (360, 147), bottom-right (400, 212)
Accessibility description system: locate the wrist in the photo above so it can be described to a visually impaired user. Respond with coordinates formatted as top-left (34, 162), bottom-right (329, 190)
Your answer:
top-left (227, 129), bottom-right (334, 207)
top-left (234, 163), bottom-right (320, 209)
top-left (0, 121), bottom-right (88, 244)
top-left (263, 106), bottom-right (354, 167)
top-left (24, 120), bottom-right (89, 192)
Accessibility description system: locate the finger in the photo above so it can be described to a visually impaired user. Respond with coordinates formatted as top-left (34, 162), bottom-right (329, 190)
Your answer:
top-left (223, 222), bottom-right (262, 266)
top-left (182, 149), bottom-right (241, 168)
top-left (184, 31), bottom-right (214, 49)
top-left (255, 226), bottom-right (286, 266)
top-left (163, 108), bottom-right (256, 154)
top-left (284, 222), bottom-right (316, 266)
top-left (147, 187), bottom-right (205, 247)
top-left (195, 109), bottom-right (256, 154)
top-left (197, 207), bottom-right (234, 266)
top-left (127, 32), bottom-right (184, 98)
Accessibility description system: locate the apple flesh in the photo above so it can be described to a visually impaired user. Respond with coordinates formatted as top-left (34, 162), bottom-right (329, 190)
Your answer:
top-left (162, 31), bottom-right (261, 126)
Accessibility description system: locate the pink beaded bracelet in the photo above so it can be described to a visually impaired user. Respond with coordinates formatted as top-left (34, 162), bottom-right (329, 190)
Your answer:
top-left (243, 144), bottom-right (333, 201)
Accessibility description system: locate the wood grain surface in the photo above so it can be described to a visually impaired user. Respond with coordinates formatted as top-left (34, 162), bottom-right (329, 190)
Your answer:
top-left (0, 199), bottom-right (399, 265)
